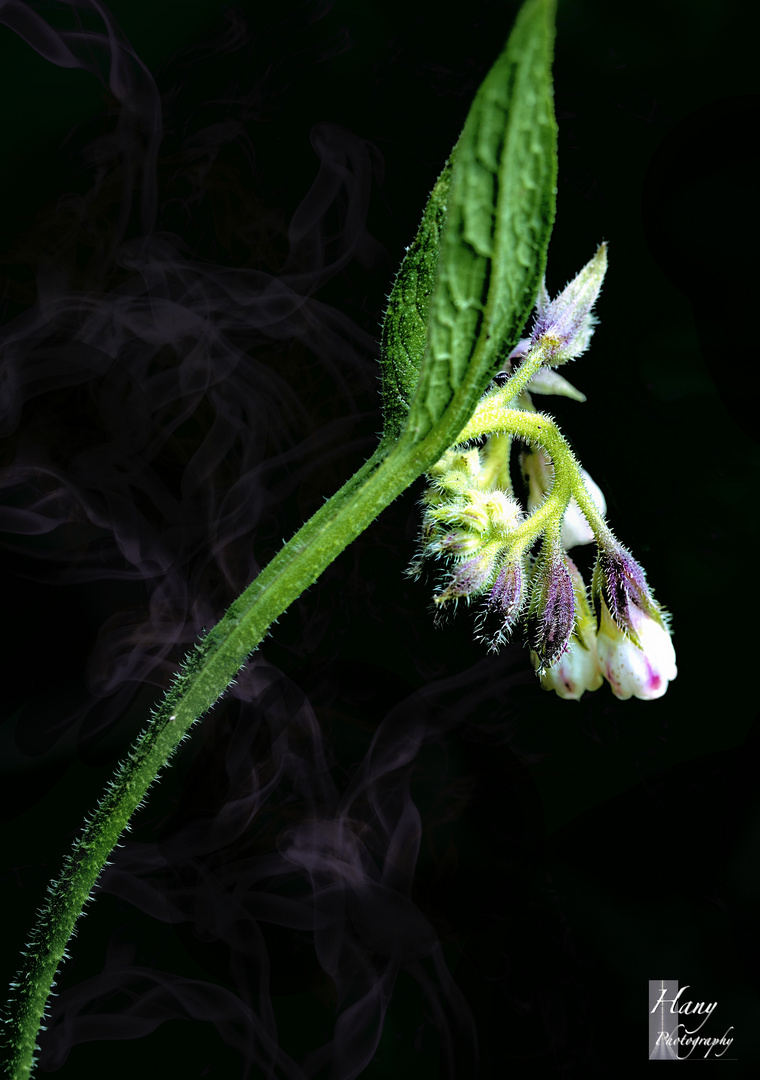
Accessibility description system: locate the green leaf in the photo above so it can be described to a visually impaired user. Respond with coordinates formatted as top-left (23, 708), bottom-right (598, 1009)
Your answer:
top-left (384, 0), bottom-right (558, 459)
top-left (379, 157), bottom-right (452, 446)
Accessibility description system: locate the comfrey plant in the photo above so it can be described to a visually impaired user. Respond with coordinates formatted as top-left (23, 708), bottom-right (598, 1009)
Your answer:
top-left (0, 0), bottom-right (674, 1075)
top-left (412, 243), bottom-right (677, 701)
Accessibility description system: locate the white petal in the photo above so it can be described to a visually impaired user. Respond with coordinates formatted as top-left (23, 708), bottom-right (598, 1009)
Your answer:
top-left (597, 606), bottom-right (677, 701)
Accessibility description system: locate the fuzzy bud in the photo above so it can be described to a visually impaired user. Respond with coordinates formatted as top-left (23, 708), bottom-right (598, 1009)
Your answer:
top-left (527, 539), bottom-right (576, 674)
top-left (427, 448), bottom-right (483, 494)
top-left (528, 244), bottom-right (607, 366)
top-left (435, 549), bottom-right (496, 606)
top-left (534, 558), bottom-right (603, 700)
top-left (591, 539), bottom-right (663, 644)
top-left (478, 555), bottom-right (527, 651)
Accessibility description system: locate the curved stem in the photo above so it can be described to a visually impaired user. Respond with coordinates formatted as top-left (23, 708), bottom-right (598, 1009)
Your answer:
top-left (1, 437), bottom-right (427, 1080)
top-left (456, 404), bottom-right (612, 542)
top-left (497, 348), bottom-right (545, 403)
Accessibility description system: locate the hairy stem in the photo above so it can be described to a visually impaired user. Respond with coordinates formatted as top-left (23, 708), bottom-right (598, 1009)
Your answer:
top-left (457, 403), bottom-right (610, 541)
top-left (0, 435), bottom-right (435, 1079)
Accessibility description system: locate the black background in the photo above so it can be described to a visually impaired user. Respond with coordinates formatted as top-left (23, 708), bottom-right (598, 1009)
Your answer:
top-left (1, 0), bottom-right (759, 1076)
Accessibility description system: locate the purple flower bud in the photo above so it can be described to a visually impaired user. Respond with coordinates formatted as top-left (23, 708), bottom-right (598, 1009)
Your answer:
top-left (532, 557), bottom-right (602, 697)
top-left (591, 539), bottom-right (662, 642)
top-left (435, 551), bottom-right (495, 606)
top-left (528, 540), bottom-right (576, 673)
top-left (477, 556), bottom-right (526, 651)
top-left (430, 530), bottom-right (484, 560)
top-left (528, 244), bottom-right (607, 366)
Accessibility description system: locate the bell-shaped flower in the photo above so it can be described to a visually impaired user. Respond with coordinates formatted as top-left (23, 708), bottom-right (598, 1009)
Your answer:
top-left (537, 628), bottom-right (602, 700)
top-left (527, 244), bottom-right (607, 366)
top-left (596, 600), bottom-right (677, 700)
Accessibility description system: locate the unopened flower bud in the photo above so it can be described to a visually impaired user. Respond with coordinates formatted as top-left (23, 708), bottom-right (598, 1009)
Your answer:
top-left (427, 448), bottom-right (483, 495)
top-left (435, 548), bottom-right (496, 606)
top-left (426, 486), bottom-right (522, 541)
top-left (528, 244), bottom-right (607, 366)
top-left (596, 601), bottom-right (677, 700)
top-left (480, 490), bottom-right (523, 536)
top-left (591, 539), bottom-right (662, 643)
top-left (478, 554), bottom-right (527, 651)
top-left (434, 491), bottom-right (491, 535)
top-left (527, 539), bottom-right (576, 674)
top-left (428, 529), bottom-right (484, 561)
top-left (533, 558), bottom-right (603, 699)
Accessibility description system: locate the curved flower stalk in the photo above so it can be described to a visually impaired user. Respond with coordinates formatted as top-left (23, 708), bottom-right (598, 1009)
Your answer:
top-left (521, 446), bottom-right (606, 550)
top-left (413, 243), bottom-right (677, 702)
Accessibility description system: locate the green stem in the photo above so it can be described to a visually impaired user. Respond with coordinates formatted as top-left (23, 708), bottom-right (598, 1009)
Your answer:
top-left (457, 404), bottom-right (610, 542)
top-left (499, 348), bottom-right (545, 402)
top-left (0, 433), bottom-right (437, 1080)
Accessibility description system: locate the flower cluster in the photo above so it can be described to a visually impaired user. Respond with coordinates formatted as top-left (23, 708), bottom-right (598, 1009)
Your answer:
top-left (412, 246), bottom-right (677, 702)
top-left (416, 447), bottom-right (527, 647)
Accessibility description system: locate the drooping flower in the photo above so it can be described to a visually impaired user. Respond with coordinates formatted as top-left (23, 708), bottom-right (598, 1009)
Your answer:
top-left (591, 538), bottom-right (677, 699)
top-left (596, 601), bottom-right (677, 700)
top-left (537, 624), bottom-right (603, 701)
top-left (410, 239), bottom-right (677, 706)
